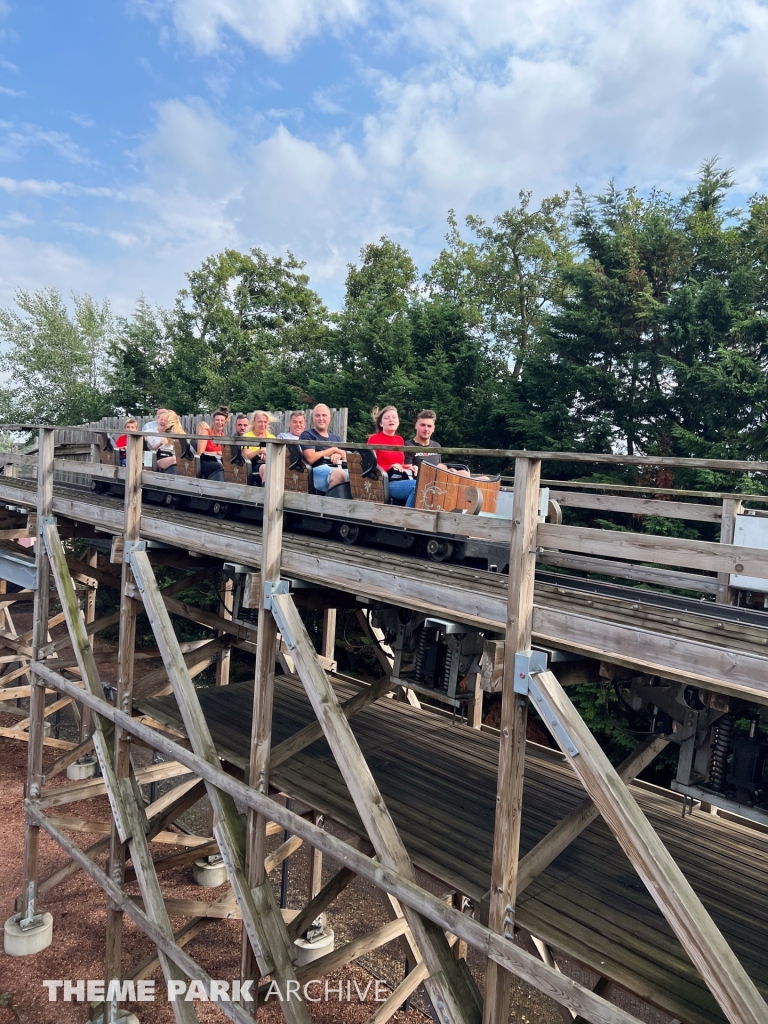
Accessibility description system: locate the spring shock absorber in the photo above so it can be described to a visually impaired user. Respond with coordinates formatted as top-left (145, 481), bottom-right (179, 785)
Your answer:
top-left (413, 627), bottom-right (428, 683)
top-left (442, 645), bottom-right (454, 691)
top-left (708, 713), bottom-right (735, 792)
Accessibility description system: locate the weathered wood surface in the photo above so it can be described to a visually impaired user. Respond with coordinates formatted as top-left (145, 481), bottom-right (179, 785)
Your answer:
top-left (485, 457), bottom-right (540, 1024)
top-left (4, 478), bottom-right (768, 699)
top-left (140, 676), bottom-right (768, 1024)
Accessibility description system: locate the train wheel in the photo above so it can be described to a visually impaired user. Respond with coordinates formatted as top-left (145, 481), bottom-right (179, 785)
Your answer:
top-left (162, 492), bottom-right (180, 510)
top-left (90, 479), bottom-right (107, 495)
top-left (210, 501), bottom-right (229, 519)
top-left (424, 538), bottom-right (454, 562)
top-left (334, 521), bottom-right (361, 545)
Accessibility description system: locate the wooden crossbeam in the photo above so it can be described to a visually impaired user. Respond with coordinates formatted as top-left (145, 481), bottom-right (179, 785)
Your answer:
top-left (39, 519), bottom-right (198, 1024)
top-left (532, 667), bottom-right (768, 1024)
top-left (127, 544), bottom-right (312, 1024)
top-left (271, 590), bottom-right (482, 1024)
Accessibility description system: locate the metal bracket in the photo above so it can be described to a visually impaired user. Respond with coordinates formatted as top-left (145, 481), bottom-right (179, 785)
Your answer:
top-left (513, 649), bottom-right (548, 695)
top-left (124, 540), bottom-right (147, 556)
top-left (528, 674), bottom-right (580, 758)
top-left (263, 579), bottom-right (290, 610)
top-left (38, 516), bottom-right (57, 526)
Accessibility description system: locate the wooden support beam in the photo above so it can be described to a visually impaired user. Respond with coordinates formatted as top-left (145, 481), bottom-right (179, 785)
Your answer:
top-left (21, 427), bottom-right (54, 925)
top-left (215, 575), bottom-right (234, 686)
top-left (35, 657), bottom-right (648, 1024)
top-left (133, 637), bottom-right (228, 700)
top-left (127, 542), bottom-right (312, 1024)
top-left (533, 667), bottom-right (768, 1024)
top-left (39, 520), bottom-right (198, 1024)
top-left (716, 498), bottom-right (742, 605)
top-left (45, 737), bottom-right (95, 781)
top-left (244, 440), bottom-right (286, 986)
top-left (321, 607), bottom-right (336, 663)
top-left (516, 734), bottom-right (669, 896)
top-left (271, 590), bottom-right (482, 1024)
top-left (484, 456), bottom-right (540, 1024)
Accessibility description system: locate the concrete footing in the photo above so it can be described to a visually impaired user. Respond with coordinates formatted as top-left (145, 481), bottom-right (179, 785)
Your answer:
top-left (4, 912), bottom-right (53, 956)
top-left (294, 928), bottom-right (334, 966)
top-left (192, 857), bottom-right (228, 887)
top-left (66, 755), bottom-right (97, 781)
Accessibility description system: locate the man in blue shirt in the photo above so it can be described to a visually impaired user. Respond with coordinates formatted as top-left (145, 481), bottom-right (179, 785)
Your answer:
top-left (299, 404), bottom-right (349, 492)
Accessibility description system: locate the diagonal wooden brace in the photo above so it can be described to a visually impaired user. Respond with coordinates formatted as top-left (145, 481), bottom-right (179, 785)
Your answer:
top-left (39, 521), bottom-right (198, 1024)
top-left (127, 545), bottom-right (312, 1024)
top-left (270, 589), bottom-right (482, 1024)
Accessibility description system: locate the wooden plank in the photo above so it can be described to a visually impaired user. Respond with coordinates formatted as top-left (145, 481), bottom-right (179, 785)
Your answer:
top-left (107, 431), bottom-right (144, 989)
top-left (287, 861), bottom-right (358, 941)
top-left (215, 576), bottom-right (234, 686)
top-left (516, 735), bottom-right (669, 895)
top-left (716, 498), bottom-right (743, 605)
top-left (270, 590), bottom-right (482, 1024)
top-left (532, 667), bottom-right (768, 1024)
top-left (538, 522), bottom-right (768, 578)
top-left (484, 457), bottom-right (540, 1024)
top-left (549, 490), bottom-right (723, 522)
top-left (243, 440), bottom-right (286, 986)
top-left (127, 545), bottom-right (311, 1024)
top-left (538, 550), bottom-right (719, 594)
top-left (21, 427), bottom-right (54, 924)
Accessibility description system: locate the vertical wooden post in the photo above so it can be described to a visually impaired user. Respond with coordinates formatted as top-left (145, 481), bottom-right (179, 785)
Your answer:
top-left (321, 607), bottom-right (336, 664)
top-left (470, 672), bottom-right (483, 730)
top-left (309, 810), bottom-right (323, 898)
top-left (483, 456), bottom-right (540, 1024)
top-left (21, 428), bottom-right (54, 922)
top-left (215, 576), bottom-right (234, 686)
top-left (79, 546), bottom-right (98, 743)
top-left (242, 439), bottom-right (286, 986)
top-left (716, 498), bottom-right (743, 605)
top-left (105, 432), bottom-right (143, 1001)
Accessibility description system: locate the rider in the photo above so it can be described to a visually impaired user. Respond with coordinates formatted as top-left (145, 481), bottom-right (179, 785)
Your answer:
top-left (368, 406), bottom-right (417, 507)
top-left (196, 406), bottom-right (229, 481)
top-left (300, 404), bottom-right (349, 492)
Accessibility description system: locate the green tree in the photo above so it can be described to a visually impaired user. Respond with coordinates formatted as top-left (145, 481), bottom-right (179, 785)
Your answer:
top-left (162, 248), bottom-right (331, 414)
top-left (0, 288), bottom-right (112, 424)
top-left (108, 297), bottom-right (170, 415)
top-left (426, 192), bottom-right (574, 378)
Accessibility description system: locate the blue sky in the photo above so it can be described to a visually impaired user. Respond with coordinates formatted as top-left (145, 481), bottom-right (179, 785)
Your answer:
top-left (1, 0), bottom-right (767, 314)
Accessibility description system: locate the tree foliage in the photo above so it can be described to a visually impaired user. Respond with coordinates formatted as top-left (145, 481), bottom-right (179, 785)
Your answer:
top-left (4, 160), bottom-right (768, 486)
top-left (0, 288), bottom-right (112, 424)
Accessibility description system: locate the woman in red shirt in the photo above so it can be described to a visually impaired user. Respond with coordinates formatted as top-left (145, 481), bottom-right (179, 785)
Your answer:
top-left (196, 406), bottom-right (229, 481)
top-left (367, 406), bottom-right (416, 507)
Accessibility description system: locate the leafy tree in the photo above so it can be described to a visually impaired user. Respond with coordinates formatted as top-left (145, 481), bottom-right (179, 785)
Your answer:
top-left (426, 192), bottom-right (574, 378)
top-left (161, 248), bottom-right (332, 414)
top-left (108, 298), bottom-right (170, 416)
top-left (0, 288), bottom-right (112, 424)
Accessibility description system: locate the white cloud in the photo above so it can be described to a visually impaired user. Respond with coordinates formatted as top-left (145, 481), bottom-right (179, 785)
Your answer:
top-left (0, 177), bottom-right (119, 197)
top-left (146, 0), bottom-right (367, 58)
top-left (0, 85), bottom-right (22, 96)
top-left (70, 113), bottom-right (95, 128)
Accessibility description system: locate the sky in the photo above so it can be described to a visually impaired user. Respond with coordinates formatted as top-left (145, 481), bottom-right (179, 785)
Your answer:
top-left (0, 0), bottom-right (767, 315)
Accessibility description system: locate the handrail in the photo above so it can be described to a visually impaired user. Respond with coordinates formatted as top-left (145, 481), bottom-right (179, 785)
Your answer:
top-left (3, 423), bottom-right (768, 471)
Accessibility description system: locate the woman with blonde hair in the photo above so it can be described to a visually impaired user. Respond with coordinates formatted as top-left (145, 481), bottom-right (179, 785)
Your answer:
top-left (157, 409), bottom-right (184, 472)
top-left (244, 410), bottom-right (276, 483)
top-left (367, 405), bottom-right (417, 507)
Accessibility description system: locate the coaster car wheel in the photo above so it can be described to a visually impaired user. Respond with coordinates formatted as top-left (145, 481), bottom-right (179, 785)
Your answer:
top-left (423, 538), bottom-right (454, 563)
top-left (334, 521), bottom-right (362, 545)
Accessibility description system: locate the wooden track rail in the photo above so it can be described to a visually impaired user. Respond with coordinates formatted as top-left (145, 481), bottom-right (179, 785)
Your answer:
top-left (3, 427), bottom-right (768, 1024)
